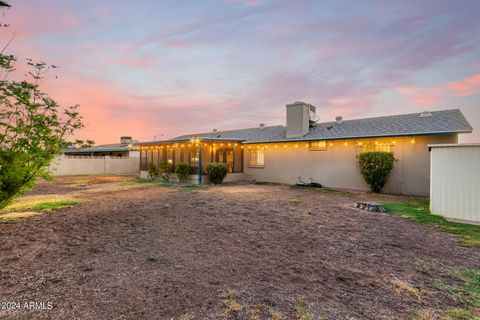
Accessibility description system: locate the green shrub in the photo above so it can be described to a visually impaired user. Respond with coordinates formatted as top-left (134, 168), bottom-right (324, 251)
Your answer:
top-left (358, 151), bottom-right (395, 193)
top-left (205, 163), bottom-right (228, 185)
top-left (159, 160), bottom-right (174, 182)
top-left (175, 162), bottom-right (190, 182)
top-left (0, 151), bottom-right (37, 209)
top-left (147, 163), bottom-right (159, 180)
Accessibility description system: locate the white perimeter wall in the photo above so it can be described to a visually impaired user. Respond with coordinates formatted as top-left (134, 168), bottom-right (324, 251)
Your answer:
top-left (50, 155), bottom-right (139, 176)
top-left (430, 144), bottom-right (480, 224)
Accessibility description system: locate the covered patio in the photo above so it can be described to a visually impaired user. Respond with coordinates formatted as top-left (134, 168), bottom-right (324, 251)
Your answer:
top-left (137, 137), bottom-right (246, 183)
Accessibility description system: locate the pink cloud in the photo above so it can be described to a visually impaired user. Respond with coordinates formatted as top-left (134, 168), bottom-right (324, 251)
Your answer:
top-left (38, 71), bottom-right (232, 144)
top-left (397, 86), bottom-right (444, 105)
top-left (448, 74), bottom-right (480, 96)
top-left (328, 97), bottom-right (353, 105)
top-left (2, 3), bottom-right (80, 38)
top-left (397, 73), bottom-right (480, 106)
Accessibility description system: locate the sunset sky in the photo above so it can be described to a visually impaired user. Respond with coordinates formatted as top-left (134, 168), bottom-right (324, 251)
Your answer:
top-left (1, 0), bottom-right (479, 144)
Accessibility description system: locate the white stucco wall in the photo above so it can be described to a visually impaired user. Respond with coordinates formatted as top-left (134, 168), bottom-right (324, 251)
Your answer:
top-left (244, 135), bottom-right (458, 196)
top-left (50, 155), bottom-right (139, 176)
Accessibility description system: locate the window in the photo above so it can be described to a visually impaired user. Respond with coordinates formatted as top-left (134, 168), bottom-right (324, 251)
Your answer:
top-left (361, 143), bottom-right (392, 153)
top-left (249, 149), bottom-right (265, 167)
top-left (191, 148), bottom-right (199, 164)
top-left (308, 141), bottom-right (327, 151)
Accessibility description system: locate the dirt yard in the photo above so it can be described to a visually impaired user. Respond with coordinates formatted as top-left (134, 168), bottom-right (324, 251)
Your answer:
top-left (0, 176), bottom-right (479, 319)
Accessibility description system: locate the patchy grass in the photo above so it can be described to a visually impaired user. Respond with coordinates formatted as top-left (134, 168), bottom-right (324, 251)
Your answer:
top-left (126, 178), bottom-right (156, 184)
top-left (0, 211), bottom-right (40, 223)
top-left (444, 308), bottom-right (475, 320)
top-left (220, 290), bottom-right (242, 319)
top-left (254, 181), bottom-right (287, 186)
top-left (296, 295), bottom-right (315, 320)
top-left (126, 178), bottom-right (175, 188)
top-left (288, 198), bottom-right (302, 205)
top-left (381, 199), bottom-right (480, 247)
top-left (0, 195), bottom-right (82, 223)
top-left (67, 177), bottom-right (94, 186)
top-left (392, 278), bottom-right (421, 300)
top-left (180, 184), bottom-right (208, 191)
top-left (438, 268), bottom-right (480, 308)
top-left (218, 291), bottom-right (318, 320)
top-left (315, 188), bottom-right (350, 195)
top-left (269, 309), bottom-right (284, 320)
top-left (128, 179), bottom-right (207, 190)
top-left (1, 195), bottom-right (82, 213)
top-left (177, 314), bottom-right (194, 320)
top-left (25, 200), bottom-right (82, 211)
top-left (290, 185), bottom-right (351, 195)
top-left (433, 267), bottom-right (480, 320)
top-left (411, 261), bottom-right (480, 320)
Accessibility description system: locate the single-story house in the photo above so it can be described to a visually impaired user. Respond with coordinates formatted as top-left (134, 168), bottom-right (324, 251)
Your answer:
top-left (63, 136), bottom-right (139, 158)
top-left (136, 102), bottom-right (472, 196)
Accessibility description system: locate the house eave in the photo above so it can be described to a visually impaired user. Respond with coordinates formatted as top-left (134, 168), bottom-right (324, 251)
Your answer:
top-left (241, 130), bottom-right (472, 144)
top-left (136, 137), bottom-right (245, 145)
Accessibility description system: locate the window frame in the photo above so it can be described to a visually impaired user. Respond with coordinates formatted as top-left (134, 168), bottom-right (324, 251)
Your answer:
top-left (308, 141), bottom-right (327, 151)
top-left (248, 148), bottom-right (265, 167)
top-left (360, 143), bottom-right (393, 153)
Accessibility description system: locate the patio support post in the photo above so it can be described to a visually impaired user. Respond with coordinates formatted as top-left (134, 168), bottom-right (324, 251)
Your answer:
top-left (198, 142), bottom-right (202, 184)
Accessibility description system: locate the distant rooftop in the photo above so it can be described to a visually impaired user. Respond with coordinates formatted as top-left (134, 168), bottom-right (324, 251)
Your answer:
top-left (64, 136), bottom-right (137, 153)
top-left (63, 143), bottom-right (134, 153)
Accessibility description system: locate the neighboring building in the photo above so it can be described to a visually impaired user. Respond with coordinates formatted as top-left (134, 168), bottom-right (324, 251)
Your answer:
top-left (50, 136), bottom-right (140, 176)
top-left (136, 102), bottom-right (472, 196)
top-left (63, 136), bottom-right (139, 158)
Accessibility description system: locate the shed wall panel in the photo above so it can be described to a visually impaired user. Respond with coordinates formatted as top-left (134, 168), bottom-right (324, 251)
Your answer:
top-left (430, 145), bottom-right (480, 223)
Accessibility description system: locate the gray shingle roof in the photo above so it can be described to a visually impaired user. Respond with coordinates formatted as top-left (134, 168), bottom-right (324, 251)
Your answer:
top-left (162, 109), bottom-right (472, 144)
top-left (278, 109), bottom-right (472, 143)
top-left (173, 125), bottom-right (286, 142)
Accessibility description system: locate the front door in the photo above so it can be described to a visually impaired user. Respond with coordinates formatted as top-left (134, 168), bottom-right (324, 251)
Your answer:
top-left (216, 148), bottom-right (234, 173)
top-left (226, 150), bottom-right (234, 173)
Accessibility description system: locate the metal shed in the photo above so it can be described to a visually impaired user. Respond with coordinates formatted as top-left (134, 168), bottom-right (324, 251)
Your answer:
top-left (429, 144), bottom-right (480, 224)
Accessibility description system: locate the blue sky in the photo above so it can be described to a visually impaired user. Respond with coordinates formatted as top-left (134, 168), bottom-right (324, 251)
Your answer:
top-left (2, 0), bottom-right (479, 142)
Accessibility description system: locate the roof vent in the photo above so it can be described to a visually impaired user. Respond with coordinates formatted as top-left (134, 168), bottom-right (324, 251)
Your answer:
top-left (259, 123), bottom-right (265, 129)
top-left (419, 111), bottom-right (432, 118)
top-left (213, 129), bottom-right (218, 132)
top-left (335, 116), bottom-right (343, 124)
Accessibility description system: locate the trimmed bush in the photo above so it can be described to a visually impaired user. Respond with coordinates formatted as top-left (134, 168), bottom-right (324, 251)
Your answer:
top-left (205, 163), bottom-right (228, 185)
top-left (159, 160), bottom-right (174, 182)
top-left (358, 152), bottom-right (395, 193)
top-left (175, 162), bottom-right (190, 182)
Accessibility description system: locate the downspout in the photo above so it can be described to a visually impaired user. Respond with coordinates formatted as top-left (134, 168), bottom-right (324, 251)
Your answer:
top-left (198, 142), bottom-right (202, 184)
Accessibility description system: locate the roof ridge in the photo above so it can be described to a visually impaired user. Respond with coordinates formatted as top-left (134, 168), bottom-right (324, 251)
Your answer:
top-left (176, 124), bottom-right (284, 137)
top-left (316, 109), bottom-right (461, 125)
